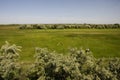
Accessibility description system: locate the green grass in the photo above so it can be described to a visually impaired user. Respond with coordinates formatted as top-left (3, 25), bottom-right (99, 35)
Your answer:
top-left (0, 26), bottom-right (120, 62)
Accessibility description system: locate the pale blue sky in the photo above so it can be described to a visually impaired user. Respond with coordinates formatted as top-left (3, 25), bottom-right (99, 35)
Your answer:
top-left (0, 0), bottom-right (120, 24)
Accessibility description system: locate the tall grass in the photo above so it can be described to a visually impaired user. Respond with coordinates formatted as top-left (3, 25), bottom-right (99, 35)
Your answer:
top-left (0, 26), bottom-right (120, 62)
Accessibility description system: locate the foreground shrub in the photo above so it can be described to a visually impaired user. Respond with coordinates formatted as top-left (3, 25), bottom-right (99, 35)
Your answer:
top-left (27, 48), bottom-right (82, 80)
top-left (0, 41), bottom-right (22, 80)
top-left (69, 48), bottom-right (118, 80)
top-left (0, 42), bottom-right (120, 80)
top-left (27, 48), bottom-right (120, 80)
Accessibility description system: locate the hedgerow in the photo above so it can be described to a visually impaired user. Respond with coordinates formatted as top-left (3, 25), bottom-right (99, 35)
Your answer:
top-left (19, 24), bottom-right (120, 29)
top-left (0, 42), bottom-right (120, 80)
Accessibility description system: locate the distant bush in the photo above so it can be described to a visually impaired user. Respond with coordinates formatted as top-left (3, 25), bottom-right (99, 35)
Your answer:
top-left (19, 25), bottom-right (26, 29)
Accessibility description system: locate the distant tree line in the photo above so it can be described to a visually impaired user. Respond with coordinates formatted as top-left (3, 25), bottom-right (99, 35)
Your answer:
top-left (19, 24), bottom-right (120, 29)
top-left (0, 24), bottom-right (19, 27)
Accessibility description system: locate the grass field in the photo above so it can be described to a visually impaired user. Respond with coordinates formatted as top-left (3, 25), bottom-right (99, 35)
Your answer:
top-left (0, 26), bottom-right (120, 62)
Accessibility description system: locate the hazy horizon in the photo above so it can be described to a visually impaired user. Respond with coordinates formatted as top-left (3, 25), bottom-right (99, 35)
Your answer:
top-left (0, 0), bottom-right (120, 24)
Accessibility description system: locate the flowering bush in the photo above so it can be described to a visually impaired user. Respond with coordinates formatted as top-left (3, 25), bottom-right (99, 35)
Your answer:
top-left (27, 48), bottom-right (81, 80)
top-left (0, 42), bottom-right (120, 80)
top-left (0, 41), bottom-right (22, 80)
top-left (27, 47), bottom-right (120, 80)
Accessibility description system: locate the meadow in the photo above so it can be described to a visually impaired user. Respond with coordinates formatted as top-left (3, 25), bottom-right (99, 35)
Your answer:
top-left (0, 25), bottom-right (120, 62)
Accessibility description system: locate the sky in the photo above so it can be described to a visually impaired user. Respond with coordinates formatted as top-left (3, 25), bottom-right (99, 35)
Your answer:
top-left (0, 0), bottom-right (120, 24)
